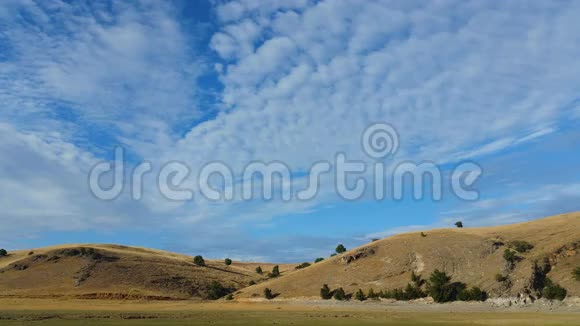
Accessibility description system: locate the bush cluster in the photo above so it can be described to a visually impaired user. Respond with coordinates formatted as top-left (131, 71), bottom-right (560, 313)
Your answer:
top-left (509, 240), bottom-right (534, 253)
top-left (542, 278), bottom-right (567, 300)
top-left (224, 258), bottom-right (232, 266)
top-left (0, 249), bottom-right (7, 257)
top-left (206, 281), bottom-right (231, 300)
top-left (319, 270), bottom-right (487, 303)
top-left (295, 262), bottom-right (311, 269)
top-left (426, 269), bottom-right (487, 303)
top-left (314, 257), bottom-right (324, 263)
top-left (503, 249), bottom-right (519, 263)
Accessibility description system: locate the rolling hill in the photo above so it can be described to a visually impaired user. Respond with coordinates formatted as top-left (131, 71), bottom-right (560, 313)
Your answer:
top-left (235, 212), bottom-right (580, 300)
top-left (0, 244), bottom-right (293, 300)
top-left (0, 212), bottom-right (578, 301)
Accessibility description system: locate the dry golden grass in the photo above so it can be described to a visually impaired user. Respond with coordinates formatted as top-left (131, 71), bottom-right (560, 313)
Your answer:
top-left (236, 212), bottom-right (580, 299)
top-left (0, 244), bottom-right (293, 299)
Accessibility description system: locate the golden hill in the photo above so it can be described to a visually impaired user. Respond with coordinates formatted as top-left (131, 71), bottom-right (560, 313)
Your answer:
top-left (0, 244), bottom-right (293, 300)
top-left (236, 212), bottom-right (580, 300)
top-left (0, 213), bottom-right (578, 301)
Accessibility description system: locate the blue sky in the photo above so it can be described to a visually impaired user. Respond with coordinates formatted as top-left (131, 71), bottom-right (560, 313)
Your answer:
top-left (1, 0), bottom-right (579, 262)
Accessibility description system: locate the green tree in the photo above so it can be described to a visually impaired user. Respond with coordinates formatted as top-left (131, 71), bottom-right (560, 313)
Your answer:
top-left (320, 284), bottom-right (332, 299)
top-left (193, 255), bottom-right (205, 266)
top-left (255, 266), bottom-right (263, 274)
top-left (0, 249), bottom-right (7, 257)
top-left (224, 258), bottom-right (232, 266)
top-left (457, 287), bottom-right (487, 301)
top-left (314, 257), bottom-right (324, 263)
top-left (355, 289), bottom-right (366, 301)
top-left (269, 265), bottom-right (280, 278)
top-left (206, 281), bottom-right (229, 300)
top-left (333, 287), bottom-right (347, 300)
top-left (335, 244), bottom-right (347, 254)
top-left (542, 278), bottom-right (567, 300)
top-left (427, 269), bottom-right (453, 303)
top-left (503, 249), bottom-right (519, 263)
top-left (264, 288), bottom-right (274, 299)
top-left (573, 267), bottom-right (580, 282)
top-left (295, 262), bottom-right (311, 269)
top-left (509, 240), bottom-right (534, 253)
top-left (455, 221), bottom-right (463, 228)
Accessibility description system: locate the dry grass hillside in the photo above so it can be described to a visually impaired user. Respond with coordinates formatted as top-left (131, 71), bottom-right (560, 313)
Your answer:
top-left (236, 212), bottom-right (580, 299)
top-left (0, 244), bottom-right (293, 300)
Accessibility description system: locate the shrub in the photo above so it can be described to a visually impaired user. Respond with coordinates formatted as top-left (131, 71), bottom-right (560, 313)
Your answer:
top-left (458, 287), bottom-right (487, 301)
top-left (333, 287), bottom-right (347, 300)
top-left (381, 285), bottom-right (425, 301)
top-left (355, 289), bottom-right (366, 301)
top-left (427, 269), bottom-right (456, 303)
top-left (573, 267), bottom-right (580, 282)
top-left (509, 240), bottom-right (534, 253)
top-left (225, 294), bottom-right (234, 300)
top-left (264, 288), bottom-right (274, 299)
top-left (193, 255), bottom-right (205, 266)
top-left (295, 262), bottom-right (311, 269)
top-left (455, 221), bottom-right (463, 228)
top-left (268, 265), bottom-right (280, 278)
top-left (314, 257), bottom-right (324, 263)
top-left (420, 232), bottom-right (427, 237)
top-left (320, 284), bottom-right (332, 299)
top-left (255, 266), bottom-right (263, 274)
top-left (330, 253), bottom-right (337, 257)
top-left (411, 271), bottom-right (424, 287)
top-left (542, 278), bottom-right (567, 300)
top-left (249, 280), bottom-right (256, 286)
top-left (495, 274), bottom-right (508, 283)
top-left (371, 238), bottom-right (380, 242)
top-left (0, 249), bottom-right (7, 257)
top-left (224, 258), bottom-right (232, 266)
top-left (367, 288), bottom-right (378, 299)
top-left (503, 249), bottom-right (519, 263)
top-left (206, 281), bottom-right (229, 300)
top-left (335, 244), bottom-right (347, 254)
top-left (28, 251), bottom-right (34, 256)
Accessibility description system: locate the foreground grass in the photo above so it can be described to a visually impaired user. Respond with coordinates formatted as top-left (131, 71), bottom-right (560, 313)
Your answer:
top-left (1, 310), bottom-right (579, 326)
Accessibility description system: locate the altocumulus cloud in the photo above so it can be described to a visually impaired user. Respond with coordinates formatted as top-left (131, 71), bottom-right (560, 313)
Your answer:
top-left (1, 0), bottom-right (580, 261)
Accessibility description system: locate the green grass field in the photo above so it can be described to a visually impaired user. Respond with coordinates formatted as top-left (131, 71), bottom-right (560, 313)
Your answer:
top-left (2, 310), bottom-right (579, 325)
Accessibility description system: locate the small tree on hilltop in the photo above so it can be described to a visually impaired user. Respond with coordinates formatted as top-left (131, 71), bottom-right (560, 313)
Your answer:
top-left (264, 288), bottom-right (274, 300)
top-left (335, 244), bottom-right (347, 254)
top-left (0, 249), bottom-right (7, 257)
top-left (193, 255), bottom-right (205, 266)
top-left (314, 257), bottom-right (324, 263)
top-left (224, 258), bottom-right (232, 266)
top-left (320, 284), bottom-right (332, 299)
top-left (255, 266), bottom-right (263, 274)
top-left (455, 221), bottom-right (463, 228)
